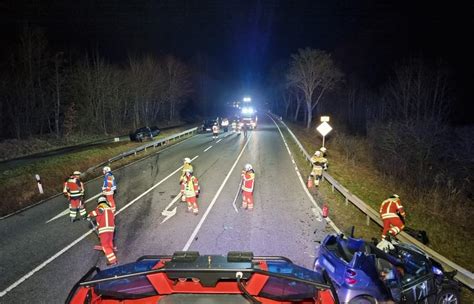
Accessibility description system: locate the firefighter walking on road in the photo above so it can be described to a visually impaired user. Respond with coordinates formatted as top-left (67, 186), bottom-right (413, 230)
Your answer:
top-left (380, 194), bottom-right (406, 240)
top-left (212, 122), bottom-right (219, 139)
top-left (88, 196), bottom-right (118, 265)
top-left (63, 171), bottom-right (86, 222)
top-left (181, 168), bottom-right (200, 214)
top-left (102, 166), bottom-right (117, 213)
top-left (309, 151), bottom-right (328, 187)
top-left (180, 158), bottom-right (194, 202)
top-left (241, 164), bottom-right (255, 210)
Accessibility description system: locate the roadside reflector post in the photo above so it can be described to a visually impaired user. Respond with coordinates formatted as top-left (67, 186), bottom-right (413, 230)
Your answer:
top-left (35, 174), bottom-right (44, 194)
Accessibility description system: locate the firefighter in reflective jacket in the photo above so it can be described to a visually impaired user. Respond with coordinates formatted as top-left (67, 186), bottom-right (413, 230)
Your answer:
top-left (181, 168), bottom-right (200, 214)
top-left (102, 166), bottom-right (117, 212)
top-left (180, 158), bottom-right (194, 202)
top-left (63, 171), bottom-right (86, 222)
top-left (380, 194), bottom-right (406, 240)
top-left (88, 196), bottom-right (118, 265)
top-left (309, 151), bottom-right (328, 186)
top-left (212, 123), bottom-right (219, 139)
top-left (241, 164), bottom-right (255, 210)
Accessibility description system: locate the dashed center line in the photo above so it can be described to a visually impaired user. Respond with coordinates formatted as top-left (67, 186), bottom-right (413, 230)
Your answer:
top-left (216, 139), bottom-right (222, 143)
top-left (203, 146), bottom-right (213, 152)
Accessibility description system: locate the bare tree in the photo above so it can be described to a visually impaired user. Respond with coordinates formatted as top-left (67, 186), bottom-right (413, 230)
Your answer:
top-left (287, 48), bottom-right (343, 128)
top-left (385, 57), bottom-right (450, 123)
top-left (163, 55), bottom-right (192, 121)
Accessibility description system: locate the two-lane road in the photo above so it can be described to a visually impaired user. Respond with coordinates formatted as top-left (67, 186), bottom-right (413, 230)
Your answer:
top-left (0, 116), bottom-right (333, 303)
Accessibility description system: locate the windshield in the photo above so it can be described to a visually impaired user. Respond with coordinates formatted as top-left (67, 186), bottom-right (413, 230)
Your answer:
top-left (93, 260), bottom-right (159, 298)
top-left (259, 261), bottom-right (327, 301)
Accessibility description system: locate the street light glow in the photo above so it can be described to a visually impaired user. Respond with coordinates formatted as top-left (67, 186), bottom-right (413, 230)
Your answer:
top-left (243, 97), bottom-right (251, 102)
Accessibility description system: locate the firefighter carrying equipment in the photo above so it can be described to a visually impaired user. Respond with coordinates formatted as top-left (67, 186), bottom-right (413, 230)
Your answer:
top-left (63, 173), bottom-right (86, 222)
top-left (310, 152), bottom-right (328, 186)
top-left (102, 168), bottom-right (117, 213)
top-left (88, 198), bottom-right (117, 265)
top-left (181, 173), bottom-right (199, 214)
top-left (380, 196), bottom-right (406, 239)
top-left (241, 167), bottom-right (255, 210)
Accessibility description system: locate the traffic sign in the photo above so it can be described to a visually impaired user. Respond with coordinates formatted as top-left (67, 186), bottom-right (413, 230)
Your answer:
top-left (317, 122), bottom-right (332, 136)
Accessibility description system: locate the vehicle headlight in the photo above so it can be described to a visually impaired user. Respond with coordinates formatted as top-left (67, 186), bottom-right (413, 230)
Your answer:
top-left (432, 266), bottom-right (443, 276)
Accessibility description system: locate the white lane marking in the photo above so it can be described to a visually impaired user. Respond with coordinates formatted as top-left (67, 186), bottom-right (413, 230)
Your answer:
top-left (44, 135), bottom-right (199, 224)
top-left (0, 155), bottom-right (199, 298)
top-left (115, 155), bottom-right (198, 216)
top-left (216, 139), bottom-right (222, 143)
top-left (268, 115), bottom-right (341, 234)
top-left (203, 146), bottom-right (213, 152)
top-left (160, 193), bottom-right (183, 224)
top-left (46, 193), bottom-right (102, 224)
top-left (0, 230), bottom-right (94, 298)
top-left (182, 134), bottom-right (252, 251)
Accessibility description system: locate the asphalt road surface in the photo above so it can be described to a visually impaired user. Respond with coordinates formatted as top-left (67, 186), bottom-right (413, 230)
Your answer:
top-left (0, 116), bottom-right (334, 303)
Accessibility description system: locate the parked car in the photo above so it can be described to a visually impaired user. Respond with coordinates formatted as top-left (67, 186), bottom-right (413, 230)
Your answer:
top-left (201, 119), bottom-right (217, 132)
top-left (314, 233), bottom-right (460, 304)
top-left (129, 126), bottom-right (160, 142)
top-left (66, 251), bottom-right (339, 304)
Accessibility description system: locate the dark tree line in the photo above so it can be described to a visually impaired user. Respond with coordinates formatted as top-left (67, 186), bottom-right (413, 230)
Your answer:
top-left (270, 48), bottom-right (473, 213)
top-left (0, 26), bottom-right (193, 140)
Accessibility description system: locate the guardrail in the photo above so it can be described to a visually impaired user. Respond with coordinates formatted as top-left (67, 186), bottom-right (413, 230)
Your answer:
top-left (273, 115), bottom-right (474, 289)
top-left (86, 127), bottom-right (198, 173)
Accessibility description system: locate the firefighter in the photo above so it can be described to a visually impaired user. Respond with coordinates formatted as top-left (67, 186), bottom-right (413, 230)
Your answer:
top-left (88, 196), bottom-right (118, 265)
top-left (309, 151), bottom-right (328, 187)
top-left (380, 194), bottom-right (406, 240)
top-left (63, 171), bottom-right (86, 222)
top-left (102, 166), bottom-right (117, 213)
top-left (231, 120), bottom-right (237, 132)
top-left (241, 164), bottom-right (255, 210)
top-left (180, 158), bottom-right (194, 202)
top-left (212, 122), bottom-right (219, 139)
top-left (180, 168), bottom-right (200, 214)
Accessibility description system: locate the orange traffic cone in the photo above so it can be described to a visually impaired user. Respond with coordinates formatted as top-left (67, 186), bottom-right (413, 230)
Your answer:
top-left (307, 176), bottom-right (314, 188)
top-left (322, 204), bottom-right (329, 218)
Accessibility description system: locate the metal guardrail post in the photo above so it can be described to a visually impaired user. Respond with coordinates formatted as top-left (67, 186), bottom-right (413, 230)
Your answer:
top-left (272, 114), bottom-right (474, 289)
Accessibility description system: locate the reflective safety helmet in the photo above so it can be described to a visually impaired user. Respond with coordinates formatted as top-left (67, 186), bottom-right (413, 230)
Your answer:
top-left (314, 151), bottom-right (322, 157)
top-left (183, 157), bottom-right (191, 164)
top-left (390, 194), bottom-right (400, 199)
top-left (103, 166), bottom-right (111, 173)
top-left (97, 196), bottom-right (110, 206)
top-left (320, 147), bottom-right (327, 153)
top-left (73, 171), bottom-right (81, 176)
top-left (244, 164), bottom-right (253, 171)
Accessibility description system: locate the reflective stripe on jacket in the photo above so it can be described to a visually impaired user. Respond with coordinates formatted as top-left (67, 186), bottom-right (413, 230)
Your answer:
top-left (380, 198), bottom-right (405, 220)
top-left (181, 176), bottom-right (199, 197)
top-left (102, 172), bottom-right (116, 195)
top-left (89, 203), bottom-right (115, 234)
top-left (241, 171), bottom-right (255, 193)
top-left (63, 176), bottom-right (84, 198)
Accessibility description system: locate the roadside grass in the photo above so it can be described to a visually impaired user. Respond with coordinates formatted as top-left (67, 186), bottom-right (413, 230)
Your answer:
top-left (0, 121), bottom-right (187, 162)
top-left (279, 121), bottom-right (474, 302)
top-left (0, 126), bottom-right (194, 217)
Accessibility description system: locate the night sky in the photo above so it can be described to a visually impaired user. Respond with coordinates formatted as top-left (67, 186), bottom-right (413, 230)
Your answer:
top-left (2, 0), bottom-right (473, 123)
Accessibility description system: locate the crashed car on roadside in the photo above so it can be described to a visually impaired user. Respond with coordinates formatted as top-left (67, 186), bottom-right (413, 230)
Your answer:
top-left (67, 251), bottom-right (339, 304)
top-left (129, 126), bottom-right (160, 142)
top-left (313, 233), bottom-right (460, 304)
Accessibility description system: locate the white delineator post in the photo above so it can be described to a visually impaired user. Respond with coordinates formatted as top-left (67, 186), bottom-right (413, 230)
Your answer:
top-left (35, 174), bottom-right (44, 194)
